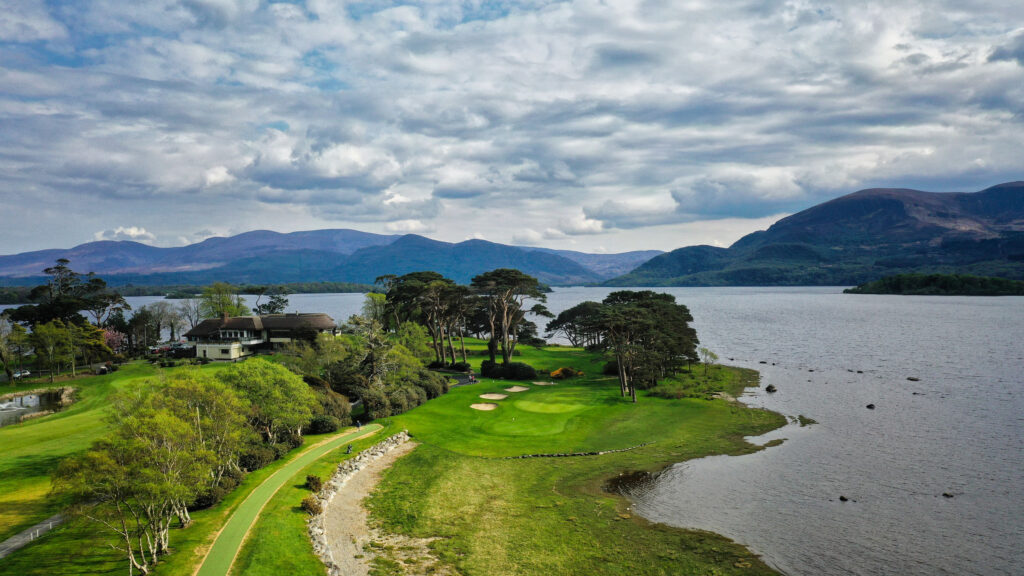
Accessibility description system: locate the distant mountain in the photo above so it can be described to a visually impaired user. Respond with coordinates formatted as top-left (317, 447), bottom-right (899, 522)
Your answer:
top-left (607, 181), bottom-right (1024, 286)
top-left (0, 229), bottom-right (659, 287)
top-left (524, 248), bottom-right (664, 279)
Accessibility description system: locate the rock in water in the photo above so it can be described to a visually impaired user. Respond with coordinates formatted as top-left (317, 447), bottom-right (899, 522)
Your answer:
top-left (765, 384), bottom-right (777, 393)
top-left (839, 495), bottom-right (849, 502)
top-left (866, 403), bottom-right (875, 410)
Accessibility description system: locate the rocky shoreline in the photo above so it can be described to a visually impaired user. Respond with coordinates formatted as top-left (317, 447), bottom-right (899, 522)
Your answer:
top-left (307, 431), bottom-right (411, 576)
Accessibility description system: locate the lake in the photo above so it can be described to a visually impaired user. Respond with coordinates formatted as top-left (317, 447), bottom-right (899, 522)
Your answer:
top-left (3, 287), bottom-right (1021, 574)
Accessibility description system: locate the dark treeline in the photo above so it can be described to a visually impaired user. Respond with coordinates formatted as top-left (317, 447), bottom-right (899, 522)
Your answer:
top-left (544, 291), bottom-right (699, 402)
top-left (844, 273), bottom-right (1024, 295)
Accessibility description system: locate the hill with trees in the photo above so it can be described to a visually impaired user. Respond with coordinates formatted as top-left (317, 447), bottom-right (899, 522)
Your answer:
top-left (844, 274), bottom-right (1024, 295)
top-left (607, 181), bottom-right (1024, 286)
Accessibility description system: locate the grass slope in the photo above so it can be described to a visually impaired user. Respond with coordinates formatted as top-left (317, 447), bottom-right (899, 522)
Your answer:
top-left (368, 344), bottom-right (786, 575)
top-left (0, 363), bottom-right (227, 541)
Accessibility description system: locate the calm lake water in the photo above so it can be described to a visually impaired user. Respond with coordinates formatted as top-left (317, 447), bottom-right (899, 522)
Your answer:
top-left (4, 287), bottom-right (1022, 574)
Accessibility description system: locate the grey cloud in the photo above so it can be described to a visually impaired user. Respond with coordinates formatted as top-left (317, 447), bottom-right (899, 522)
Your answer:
top-left (0, 0), bottom-right (1022, 253)
top-left (989, 33), bottom-right (1024, 66)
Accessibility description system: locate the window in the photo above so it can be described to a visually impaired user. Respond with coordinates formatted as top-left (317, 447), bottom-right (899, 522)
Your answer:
top-left (221, 348), bottom-right (230, 354)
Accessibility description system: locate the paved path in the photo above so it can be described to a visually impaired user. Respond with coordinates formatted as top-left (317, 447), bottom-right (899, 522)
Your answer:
top-left (195, 425), bottom-right (382, 576)
top-left (0, 513), bottom-right (64, 560)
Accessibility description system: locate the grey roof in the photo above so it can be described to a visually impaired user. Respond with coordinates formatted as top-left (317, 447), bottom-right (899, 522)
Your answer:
top-left (184, 313), bottom-right (335, 338)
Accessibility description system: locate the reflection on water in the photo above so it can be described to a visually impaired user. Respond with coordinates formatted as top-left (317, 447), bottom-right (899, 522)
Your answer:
top-left (0, 392), bottom-right (61, 427)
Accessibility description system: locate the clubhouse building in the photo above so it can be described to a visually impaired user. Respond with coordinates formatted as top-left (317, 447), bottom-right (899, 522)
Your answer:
top-left (184, 313), bottom-right (337, 360)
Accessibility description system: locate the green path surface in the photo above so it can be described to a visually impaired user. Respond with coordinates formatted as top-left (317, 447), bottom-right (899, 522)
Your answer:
top-left (195, 424), bottom-right (382, 576)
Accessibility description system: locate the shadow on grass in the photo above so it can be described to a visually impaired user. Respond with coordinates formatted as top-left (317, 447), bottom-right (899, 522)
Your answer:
top-left (1, 454), bottom-right (66, 482)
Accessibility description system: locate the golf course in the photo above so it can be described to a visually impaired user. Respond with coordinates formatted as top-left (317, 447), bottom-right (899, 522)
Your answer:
top-left (358, 343), bottom-right (786, 575)
top-left (0, 343), bottom-right (786, 576)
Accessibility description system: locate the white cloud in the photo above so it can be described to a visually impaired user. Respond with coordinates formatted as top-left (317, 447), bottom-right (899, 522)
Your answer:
top-left (512, 228), bottom-right (544, 245)
top-left (0, 0), bottom-right (1022, 254)
top-left (94, 226), bottom-right (157, 243)
top-left (385, 219), bottom-right (435, 234)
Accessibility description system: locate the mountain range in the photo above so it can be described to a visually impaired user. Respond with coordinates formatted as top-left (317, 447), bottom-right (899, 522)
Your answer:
top-left (606, 181), bottom-right (1024, 286)
top-left (0, 230), bottom-right (661, 286)
top-left (2, 181), bottom-right (1021, 288)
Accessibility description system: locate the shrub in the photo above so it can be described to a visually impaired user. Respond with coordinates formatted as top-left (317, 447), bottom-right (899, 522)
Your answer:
top-left (602, 360), bottom-right (619, 376)
top-left (308, 414), bottom-right (339, 434)
top-left (301, 495), bottom-right (323, 515)
top-left (361, 389), bottom-right (391, 419)
top-left (415, 369), bottom-right (449, 399)
top-left (482, 361), bottom-right (537, 380)
top-left (505, 362), bottom-right (538, 380)
top-left (427, 360), bottom-right (446, 369)
top-left (306, 474), bottom-right (323, 492)
top-left (480, 360), bottom-right (500, 378)
top-left (271, 442), bottom-right (292, 460)
top-left (239, 445), bottom-right (275, 471)
top-left (450, 361), bottom-right (472, 372)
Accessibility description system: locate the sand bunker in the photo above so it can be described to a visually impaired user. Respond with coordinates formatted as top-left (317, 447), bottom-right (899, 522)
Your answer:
top-left (470, 403), bottom-right (498, 411)
top-left (505, 386), bottom-right (530, 393)
top-left (532, 381), bottom-right (557, 386)
top-left (479, 393), bottom-right (508, 400)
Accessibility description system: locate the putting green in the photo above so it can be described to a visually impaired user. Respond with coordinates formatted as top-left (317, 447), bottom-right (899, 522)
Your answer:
top-left (194, 424), bottom-right (381, 576)
top-left (512, 399), bottom-right (587, 414)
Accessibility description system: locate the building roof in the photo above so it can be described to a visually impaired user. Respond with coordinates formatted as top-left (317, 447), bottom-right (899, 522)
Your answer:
top-left (184, 313), bottom-right (335, 338)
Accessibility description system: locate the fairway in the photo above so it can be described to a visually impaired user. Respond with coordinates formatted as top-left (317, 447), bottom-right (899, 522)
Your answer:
top-left (195, 424), bottom-right (381, 576)
top-left (366, 344), bottom-right (787, 575)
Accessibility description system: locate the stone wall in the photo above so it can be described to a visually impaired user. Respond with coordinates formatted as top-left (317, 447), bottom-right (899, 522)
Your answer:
top-left (307, 431), bottom-right (410, 576)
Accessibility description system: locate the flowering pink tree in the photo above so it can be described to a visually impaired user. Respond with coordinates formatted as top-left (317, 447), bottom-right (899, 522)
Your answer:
top-left (103, 329), bottom-right (127, 354)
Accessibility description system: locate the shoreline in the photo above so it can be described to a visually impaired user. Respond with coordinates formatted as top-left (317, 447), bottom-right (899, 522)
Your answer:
top-left (358, 359), bottom-right (788, 575)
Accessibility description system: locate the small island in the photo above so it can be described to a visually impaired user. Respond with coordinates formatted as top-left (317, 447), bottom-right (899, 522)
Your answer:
top-left (844, 273), bottom-right (1024, 296)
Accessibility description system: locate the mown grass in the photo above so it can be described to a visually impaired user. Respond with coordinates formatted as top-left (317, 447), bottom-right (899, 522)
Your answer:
top-left (0, 424), bottom-right (373, 576)
top-left (228, 424), bottom-right (397, 576)
top-left (0, 362), bottom-right (236, 542)
top-left (365, 343), bottom-right (785, 575)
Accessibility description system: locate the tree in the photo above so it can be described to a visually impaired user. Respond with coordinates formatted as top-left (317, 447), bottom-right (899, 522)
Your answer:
top-left (7, 259), bottom-right (126, 328)
top-left (216, 359), bottom-right (316, 444)
top-left (470, 269), bottom-right (550, 365)
top-left (68, 322), bottom-right (111, 376)
top-left (199, 282), bottom-right (249, 319)
top-left (545, 301), bottom-right (604, 347)
top-left (55, 396), bottom-right (219, 574)
top-left (111, 371), bottom-right (252, 520)
top-left (0, 317), bottom-right (29, 383)
top-left (85, 290), bottom-right (131, 327)
top-left (361, 292), bottom-right (387, 324)
top-left (33, 320), bottom-right (73, 383)
top-left (176, 298), bottom-right (202, 330)
top-left (699, 347), bottom-right (718, 379)
top-left (587, 291), bottom-right (700, 403)
top-left (253, 287), bottom-right (290, 315)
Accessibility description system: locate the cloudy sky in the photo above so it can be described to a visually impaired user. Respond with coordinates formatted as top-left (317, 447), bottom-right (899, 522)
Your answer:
top-left (1, 0), bottom-right (1021, 255)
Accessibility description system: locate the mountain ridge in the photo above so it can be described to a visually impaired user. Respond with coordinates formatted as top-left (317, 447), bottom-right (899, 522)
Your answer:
top-left (607, 181), bottom-right (1024, 286)
top-left (0, 229), bottom-right (662, 286)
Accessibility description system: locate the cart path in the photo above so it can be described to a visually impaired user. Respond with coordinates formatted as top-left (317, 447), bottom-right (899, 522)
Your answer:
top-left (194, 424), bottom-right (382, 576)
top-left (0, 513), bottom-right (65, 560)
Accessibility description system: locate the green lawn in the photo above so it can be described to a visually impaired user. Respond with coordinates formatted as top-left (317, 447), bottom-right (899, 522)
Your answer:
top-left (228, 424), bottom-right (399, 576)
top-left (0, 362), bottom-right (232, 541)
top-left (365, 344), bottom-right (786, 575)
top-left (194, 424), bottom-right (382, 576)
